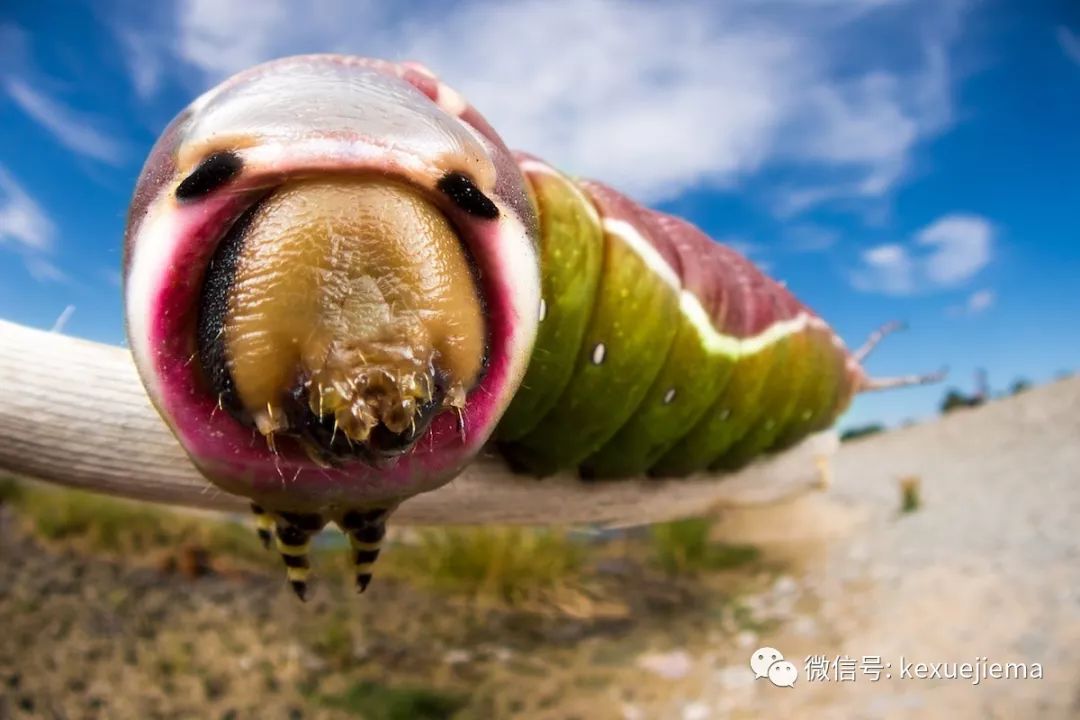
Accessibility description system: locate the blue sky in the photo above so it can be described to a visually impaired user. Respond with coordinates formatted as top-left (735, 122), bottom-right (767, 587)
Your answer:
top-left (0, 0), bottom-right (1078, 431)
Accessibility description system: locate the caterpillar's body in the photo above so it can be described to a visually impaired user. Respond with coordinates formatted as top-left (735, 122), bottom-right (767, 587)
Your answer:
top-left (497, 157), bottom-right (856, 478)
top-left (124, 55), bottom-right (936, 598)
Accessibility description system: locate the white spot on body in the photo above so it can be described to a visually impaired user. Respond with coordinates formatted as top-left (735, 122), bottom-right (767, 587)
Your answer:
top-left (663, 387), bottom-right (677, 404)
top-left (591, 343), bottom-right (606, 365)
top-left (538, 297), bottom-right (547, 322)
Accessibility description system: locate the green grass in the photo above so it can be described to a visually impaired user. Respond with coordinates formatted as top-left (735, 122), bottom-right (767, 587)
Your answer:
top-left (387, 526), bottom-right (584, 604)
top-left (2, 479), bottom-right (585, 604)
top-left (649, 517), bottom-right (760, 575)
top-left (899, 475), bottom-right (922, 514)
top-left (840, 423), bottom-right (886, 442)
top-left (0, 478), bottom-right (271, 567)
top-left (309, 608), bottom-right (357, 668)
top-left (0, 477), bottom-right (767, 608)
top-left (314, 681), bottom-right (465, 720)
top-left (2, 481), bottom-right (591, 604)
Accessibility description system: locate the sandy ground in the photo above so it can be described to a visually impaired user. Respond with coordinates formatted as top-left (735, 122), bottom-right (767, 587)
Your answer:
top-left (0, 377), bottom-right (1077, 719)
top-left (642, 375), bottom-right (1080, 719)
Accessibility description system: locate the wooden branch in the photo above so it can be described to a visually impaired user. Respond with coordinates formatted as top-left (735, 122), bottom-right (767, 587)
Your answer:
top-left (0, 319), bottom-right (836, 526)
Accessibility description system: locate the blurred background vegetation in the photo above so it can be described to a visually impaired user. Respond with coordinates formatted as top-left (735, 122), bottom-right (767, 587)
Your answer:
top-left (1, 374), bottom-right (1067, 718)
top-left (0, 475), bottom-right (777, 719)
top-left (841, 372), bottom-right (1052, 442)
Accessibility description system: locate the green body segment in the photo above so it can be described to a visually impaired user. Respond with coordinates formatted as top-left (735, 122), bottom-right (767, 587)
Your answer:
top-left (494, 159), bottom-right (857, 479)
top-left (650, 343), bottom-right (779, 476)
top-left (709, 329), bottom-right (810, 471)
top-left (495, 165), bottom-right (605, 441)
top-left (812, 342), bottom-right (858, 432)
top-left (499, 206), bottom-right (681, 475)
top-left (582, 315), bottom-right (737, 477)
top-left (772, 327), bottom-right (845, 450)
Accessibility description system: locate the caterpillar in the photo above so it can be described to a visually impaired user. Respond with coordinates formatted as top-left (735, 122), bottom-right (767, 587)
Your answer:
top-left (124, 55), bottom-right (938, 599)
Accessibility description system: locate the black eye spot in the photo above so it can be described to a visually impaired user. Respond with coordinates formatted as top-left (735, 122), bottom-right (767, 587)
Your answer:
top-left (437, 171), bottom-right (499, 219)
top-left (176, 151), bottom-right (243, 201)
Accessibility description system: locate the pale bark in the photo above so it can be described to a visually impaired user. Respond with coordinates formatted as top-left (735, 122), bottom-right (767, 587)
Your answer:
top-left (0, 319), bottom-right (835, 526)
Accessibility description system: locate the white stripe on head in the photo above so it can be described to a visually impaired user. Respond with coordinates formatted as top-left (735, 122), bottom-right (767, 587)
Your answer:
top-left (125, 193), bottom-right (181, 404)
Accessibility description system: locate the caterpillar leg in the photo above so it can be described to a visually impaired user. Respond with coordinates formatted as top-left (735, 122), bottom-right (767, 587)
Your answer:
top-left (273, 512), bottom-right (326, 601)
top-left (250, 503), bottom-right (275, 549)
top-left (339, 509), bottom-right (389, 593)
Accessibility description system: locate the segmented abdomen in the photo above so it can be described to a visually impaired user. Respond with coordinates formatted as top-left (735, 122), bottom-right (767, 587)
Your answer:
top-left (495, 156), bottom-right (858, 477)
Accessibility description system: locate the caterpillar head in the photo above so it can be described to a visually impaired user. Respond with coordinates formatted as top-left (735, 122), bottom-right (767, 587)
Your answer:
top-left (123, 56), bottom-right (539, 594)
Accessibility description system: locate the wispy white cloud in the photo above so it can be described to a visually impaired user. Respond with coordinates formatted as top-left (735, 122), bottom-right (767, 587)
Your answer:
top-left (404, 1), bottom-right (800, 202)
top-left (917, 214), bottom-right (993, 285)
top-left (854, 242), bottom-right (916, 294)
top-left (772, 40), bottom-right (953, 216)
top-left (3, 78), bottom-right (127, 164)
top-left (116, 0), bottom-right (968, 207)
top-left (445, 0), bottom-right (956, 207)
top-left (850, 213), bottom-right (993, 295)
top-left (785, 224), bottom-right (840, 253)
top-left (0, 165), bottom-right (67, 284)
top-left (50, 304), bottom-right (76, 333)
top-left (176, 0), bottom-right (293, 79)
top-left (116, 27), bottom-right (164, 98)
top-left (948, 288), bottom-right (994, 316)
top-left (0, 165), bottom-right (54, 252)
top-left (25, 256), bottom-right (68, 284)
top-left (967, 288), bottom-right (994, 313)
top-left (1058, 26), bottom-right (1080, 67)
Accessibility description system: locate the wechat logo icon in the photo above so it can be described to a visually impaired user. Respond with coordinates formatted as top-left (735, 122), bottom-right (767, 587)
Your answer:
top-left (750, 647), bottom-right (798, 688)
